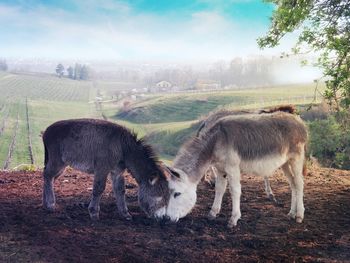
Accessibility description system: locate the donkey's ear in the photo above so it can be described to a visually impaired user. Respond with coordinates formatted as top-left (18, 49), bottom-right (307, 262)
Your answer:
top-left (160, 164), bottom-right (181, 181)
top-left (165, 165), bottom-right (181, 179)
top-left (149, 175), bottom-right (159, 185)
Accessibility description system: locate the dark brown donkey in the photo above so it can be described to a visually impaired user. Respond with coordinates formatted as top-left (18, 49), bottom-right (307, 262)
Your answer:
top-left (42, 119), bottom-right (169, 220)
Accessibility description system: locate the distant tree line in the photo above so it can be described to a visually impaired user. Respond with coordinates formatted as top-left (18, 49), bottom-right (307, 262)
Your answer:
top-left (146, 56), bottom-right (275, 89)
top-left (0, 59), bottom-right (8, 71)
top-left (55, 63), bottom-right (91, 80)
top-left (207, 57), bottom-right (273, 88)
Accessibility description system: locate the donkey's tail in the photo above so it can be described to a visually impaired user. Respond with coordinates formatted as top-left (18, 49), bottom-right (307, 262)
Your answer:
top-left (44, 142), bottom-right (48, 167)
top-left (44, 144), bottom-right (48, 167)
top-left (302, 144), bottom-right (308, 177)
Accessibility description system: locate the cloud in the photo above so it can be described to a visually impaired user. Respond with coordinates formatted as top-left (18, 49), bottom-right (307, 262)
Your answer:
top-left (0, 1), bottom-right (291, 61)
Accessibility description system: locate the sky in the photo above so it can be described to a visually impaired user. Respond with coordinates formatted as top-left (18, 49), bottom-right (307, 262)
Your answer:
top-left (0, 0), bottom-right (296, 61)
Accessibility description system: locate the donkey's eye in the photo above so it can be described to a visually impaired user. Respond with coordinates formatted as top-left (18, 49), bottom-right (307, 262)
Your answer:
top-left (174, 192), bottom-right (181, 198)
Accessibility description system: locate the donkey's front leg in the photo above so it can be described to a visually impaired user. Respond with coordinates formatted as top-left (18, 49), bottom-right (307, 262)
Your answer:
top-left (110, 170), bottom-right (132, 220)
top-left (226, 165), bottom-right (241, 228)
top-left (88, 171), bottom-right (108, 221)
top-left (208, 169), bottom-right (227, 220)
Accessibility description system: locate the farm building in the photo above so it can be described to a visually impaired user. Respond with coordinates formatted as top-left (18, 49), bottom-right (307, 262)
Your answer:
top-left (156, 80), bottom-right (172, 89)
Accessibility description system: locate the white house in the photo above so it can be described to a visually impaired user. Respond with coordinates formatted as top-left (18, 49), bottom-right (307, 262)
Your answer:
top-left (156, 80), bottom-right (172, 89)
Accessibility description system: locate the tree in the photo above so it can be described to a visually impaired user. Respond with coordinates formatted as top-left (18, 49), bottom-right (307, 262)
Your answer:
top-left (0, 59), bottom-right (8, 71)
top-left (80, 65), bottom-right (90, 80)
top-left (67, 66), bottom-right (74, 79)
top-left (55, 63), bottom-right (64, 78)
top-left (229, 57), bottom-right (244, 86)
top-left (258, 0), bottom-right (350, 111)
top-left (74, 63), bottom-right (82, 80)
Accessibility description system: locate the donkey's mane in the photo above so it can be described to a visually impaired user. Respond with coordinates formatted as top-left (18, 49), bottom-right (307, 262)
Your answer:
top-left (196, 109), bottom-right (252, 137)
top-left (124, 129), bottom-right (161, 164)
top-left (174, 124), bottom-right (221, 181)
top-left (259, 105), bottom-right (296, 114)
top-left (136, 137), bottom-right (161, 164)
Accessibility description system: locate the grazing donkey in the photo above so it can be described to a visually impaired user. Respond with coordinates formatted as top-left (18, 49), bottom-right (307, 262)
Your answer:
top-left (199, 106), bottom-right (297, 202)
top-left (42, 119), bottom-right (169, 220)
top-left (159, 109), bottom-right (307, 227)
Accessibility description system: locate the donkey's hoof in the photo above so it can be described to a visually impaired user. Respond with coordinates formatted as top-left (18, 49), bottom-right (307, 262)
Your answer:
top-left (227, 220), bottom-right (237, 228)
top-left (287, 211), bottom-right (296, 219)
top-left (208, 211), bottom-right (217, 220)
top-left (228, 215), bottom-right (241, 228)
top-left (43, 204), bottom-right (55, 212)
top-left (121, 212), bottom-right (132, 221)
top-left (295, 216), bottom-right (303, 223)
top-left (90, 213), bottom-right (100, 221)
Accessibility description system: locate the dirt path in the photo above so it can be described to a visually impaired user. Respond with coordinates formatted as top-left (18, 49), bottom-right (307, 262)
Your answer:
top-left (0, 167), bottom-right (349, 262)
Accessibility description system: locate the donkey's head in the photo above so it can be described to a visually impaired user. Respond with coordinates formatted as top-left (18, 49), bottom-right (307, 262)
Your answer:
top-left (155, 166), bottom-right (197, 222)
top-left (138, 169), bottom-right (170, 218)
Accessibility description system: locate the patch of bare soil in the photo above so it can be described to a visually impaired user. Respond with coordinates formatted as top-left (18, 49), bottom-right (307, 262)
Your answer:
top-left (0, 167), bottom-right (349, 262)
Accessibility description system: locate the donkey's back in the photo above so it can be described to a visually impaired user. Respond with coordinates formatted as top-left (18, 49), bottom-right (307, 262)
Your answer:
top-left (216, 112), bottom-right (307, 162)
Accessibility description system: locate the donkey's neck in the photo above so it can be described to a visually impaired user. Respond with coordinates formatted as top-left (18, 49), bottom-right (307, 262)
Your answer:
top-left (174, 155), bottom-right (211, 185)
top-left (123, 142), bottom-right (160, 185)
top-left (173, 139), bottom-right (214, 185)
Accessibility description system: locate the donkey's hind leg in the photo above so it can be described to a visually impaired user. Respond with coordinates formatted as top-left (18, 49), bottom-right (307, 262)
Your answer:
top-left (42, 162), bottom-right (65, 211)
top-left (88, 169), bottom-right (108, 221)
top-left (208, 168), bottom-right (227, 220)
top-left (264, 177), bottom-right (277, 203)
top-left (289, 155), bottom-right (305, 223)
top-left (110, 170), bottom-right (132, 220)
top-left (282, 162), bottom-right (297, 220)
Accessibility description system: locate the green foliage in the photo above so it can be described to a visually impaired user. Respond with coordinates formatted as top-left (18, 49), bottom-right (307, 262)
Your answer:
top-left (55, 63), bottom-right (64, 77)
top-left (0, 59), bottom-right (8, 71)
top-left (14, 164), bottom-right (37, 172)
top-left (258, 0), bottom-right (350, 112)
top-left (309, 115), bottom-right (350, 169)
top-left (67, 66), bottom-right (74, 79)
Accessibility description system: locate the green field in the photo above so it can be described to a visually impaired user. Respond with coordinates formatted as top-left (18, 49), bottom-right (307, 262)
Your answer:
top-left (112, 84), bottom-right (322, 123)
top-left (0, 71), bottom-right (323, 169)
top-left (0, 72), bottom-right (95, 169)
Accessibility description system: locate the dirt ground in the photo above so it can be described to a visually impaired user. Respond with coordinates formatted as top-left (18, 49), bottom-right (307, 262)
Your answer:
top-left (0, 166), bottom-right (349, 263)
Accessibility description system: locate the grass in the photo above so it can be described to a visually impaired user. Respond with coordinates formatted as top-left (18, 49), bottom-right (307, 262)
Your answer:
top-left (0, 72), bottom-right (94, 168)
top-left (0, 102), bottom-right (20, 168)
top-left (114, 83), bottom-right (324, 124)
top-left (0, 72), bottom-right (91, 101)
top-left (10, 100), bottom-right (31, 169)
top-left (145, 121), bottom-right (201, 157)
